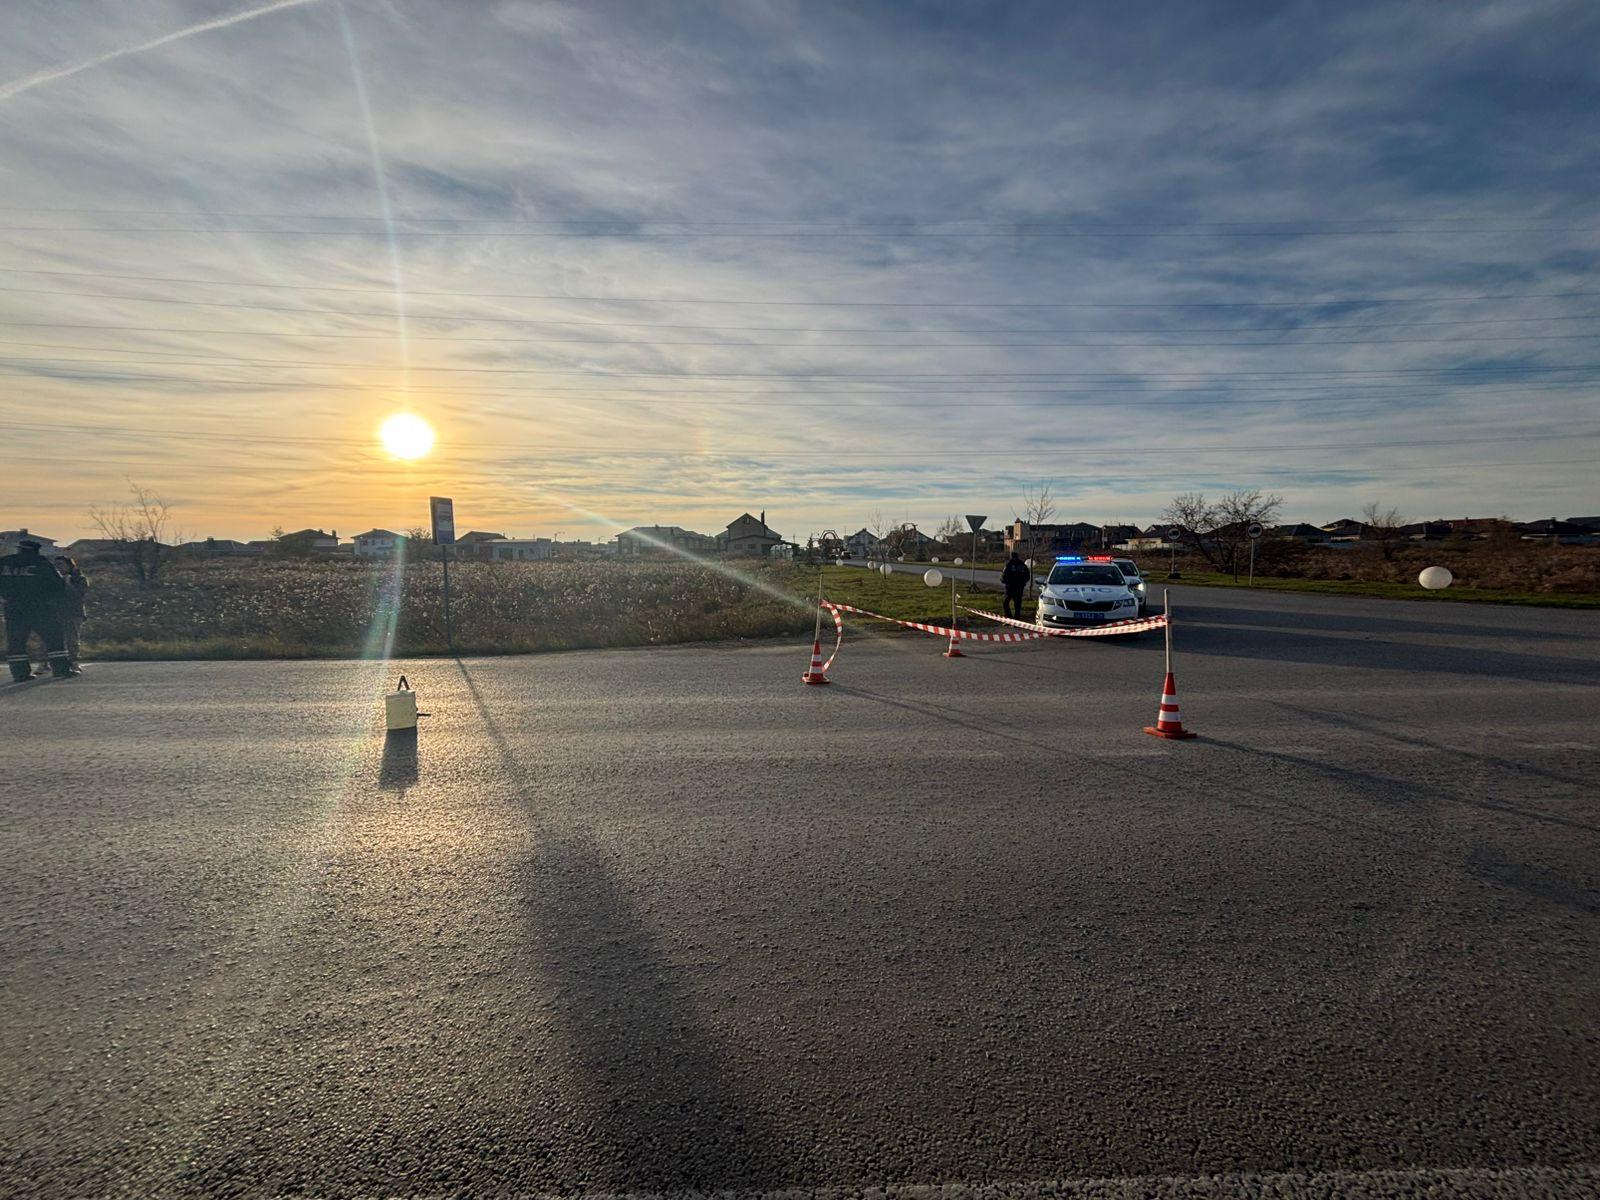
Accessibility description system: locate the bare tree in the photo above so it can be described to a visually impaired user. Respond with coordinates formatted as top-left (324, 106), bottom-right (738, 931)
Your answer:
top-left (88, 480), bottom-right (181, 585)
top-left (863, 508), bottom-right (895, 563)
top-left (1159, 492), bottom-right (1221, 569)
top-left (1361, 501), bottom-right (1407, 561)
top-left (1012, 479), bottom-right (1057, 561)
top-left (934, 514), bottom-right (965, 550)
top-left (1161, 490), bottom-right (1282, 578)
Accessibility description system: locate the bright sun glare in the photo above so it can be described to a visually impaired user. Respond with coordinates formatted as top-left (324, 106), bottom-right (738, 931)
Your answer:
top-left (379, 413), bottom-right (435, 460)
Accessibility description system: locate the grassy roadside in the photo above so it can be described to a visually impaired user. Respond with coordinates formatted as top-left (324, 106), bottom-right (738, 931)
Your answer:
top-left (1167, 570), bottom-right (1600, 609)
top-left (813, 565), bottom-right (1006, 624)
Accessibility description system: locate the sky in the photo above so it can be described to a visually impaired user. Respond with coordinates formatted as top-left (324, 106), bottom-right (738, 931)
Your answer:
top-left (1, 0), bottom-right (1597, 545)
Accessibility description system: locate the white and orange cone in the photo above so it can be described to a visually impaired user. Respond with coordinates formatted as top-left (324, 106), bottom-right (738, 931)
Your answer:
top-left (802, 638), bottom-right (830, 685)
top-left (1143, 671), bottom-right (1196, 739)
top-left (942, 625), bottom-right (966, 658)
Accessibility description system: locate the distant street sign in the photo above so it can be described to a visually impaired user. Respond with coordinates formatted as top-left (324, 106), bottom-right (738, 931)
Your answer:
top-left (430, 496), bottom-right (456, 545)
top-left (1167, 526), bottom-right (1183, 541)
top-left (965, 514), bottom-right (988, 532)
top-left (1247, 521), bottom-right (1264, 540)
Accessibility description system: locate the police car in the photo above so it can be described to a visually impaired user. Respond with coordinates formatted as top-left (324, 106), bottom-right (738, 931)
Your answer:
top-left (1035, 556), bottom-right (1144, 629)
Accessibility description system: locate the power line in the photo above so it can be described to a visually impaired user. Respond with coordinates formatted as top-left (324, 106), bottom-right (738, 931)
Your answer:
top-left (4, 311), bottom-right (1600, 337)
top-left (2, 328), bottom-right (1596, 354)
top-left (6, 351), bottom-right (1598, 380)
top-left (2, 272), bottom-right (1596, 308)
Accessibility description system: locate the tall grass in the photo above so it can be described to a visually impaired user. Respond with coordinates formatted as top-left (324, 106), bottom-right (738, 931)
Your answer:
top-left (79, 559), bottom-right (815, 660)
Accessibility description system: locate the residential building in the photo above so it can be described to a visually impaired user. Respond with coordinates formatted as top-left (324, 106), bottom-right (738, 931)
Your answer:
top-left (352, 529), bottom-right (406, 558)
top-left (1514, 519), bottom-right (1599, 545)
top-left (1319, 518), bottom-right (1367, 541)
top-left (1005, 520), bottom-right (1106, 556)
top-left (844, 528), bottom-right (882, 558)
top-left (1275, 524), bottom-right (1331, 543)
top-left (0, 529), bottom-right (59, 557)
top-left (60, 538), bottom-right (128, 560)
top-left (1397, 521), bottom-right (1451, 542)
top-left (179, 538), bottom-right (261, 556)
top-left (277, 528), bottom-right (340, 553)
top-left (616, 525), bottom-right (718, 557)
top-left (718, 511), bottom-right (785, 556)
top-left (484, 538), bottom-right (552, 561)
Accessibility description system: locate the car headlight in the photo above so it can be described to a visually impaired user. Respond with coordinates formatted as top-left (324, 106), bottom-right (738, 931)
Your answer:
top-left (1132, 580), bottom-right (1145, 591)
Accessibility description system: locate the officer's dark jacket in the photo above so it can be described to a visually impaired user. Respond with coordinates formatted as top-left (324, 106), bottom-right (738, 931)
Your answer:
top-left (1001, 558), bottom-right (1032, 590)
top-left (0, 551), bottom-right (65, 608)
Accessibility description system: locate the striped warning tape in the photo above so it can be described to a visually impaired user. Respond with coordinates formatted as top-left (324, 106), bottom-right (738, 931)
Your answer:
top-left (820, 600), bottom-right (845, 671)
top-left (822, 600), bottom-right (1051, 642)
top-left (964, 606), bottom-right (1168, 637)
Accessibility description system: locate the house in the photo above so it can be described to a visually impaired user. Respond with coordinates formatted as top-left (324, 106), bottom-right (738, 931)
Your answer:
top-left (60, 538), bottom-right (128, 560)
top-left (1514, 518), bottom-right (1599, 545)
top-left (1319, 518), bottom-right (1367, 542)
top-left (844, 528), bottom-right (882, 558)
top-left (718, 511), bottom-right (785, 557)
top-left (450, 531), bottom-right (509, 561)
top-left (484, 538), bottom-right (552, 562)
top-left (1099, 524), bottom-right (1140, 548)
top-left (351, 529), bottom-right (406, 558)
top-left (179, 538), bottom-right (261, 556)
top-left (1396, 520), bottom-right (1451, 542)
top-left (1275, 524), bottom-right (1331, 544)
top-left (616, 525), bottom-right (718, 557)
top-left (1442, 517), bottom-right (1515, 540)
top-left (1005, 521), bottom-right (1106, 556)
top-left (1120, 524), bottom-right (1179, 551)
top-left (0, 529), bottom-right (60, 557)
top-left (1567, 516), bottom-right (1600, 530)
top-left (277, 528), bottom-right (340, 553)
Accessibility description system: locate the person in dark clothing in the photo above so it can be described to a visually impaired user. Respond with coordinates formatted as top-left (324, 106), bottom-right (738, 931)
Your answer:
top-left (55, 556), bottom-right (89, 663)
top-left (1001, 551), bottom-right (1032, 620)
top-left (1, 539), bottom-right (73, 680)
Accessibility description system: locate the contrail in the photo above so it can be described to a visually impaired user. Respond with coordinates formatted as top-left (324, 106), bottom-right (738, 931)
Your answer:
top-left (0, 0), bottom-right (325, 102)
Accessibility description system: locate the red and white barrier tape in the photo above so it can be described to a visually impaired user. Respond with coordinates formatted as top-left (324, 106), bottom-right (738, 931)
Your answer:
top-left (964, 606), bottom-right (1168, 637)
top-left (822, 600), bottom-right (1052, 642)
top-left (819, 600), bottom-right (845, 670)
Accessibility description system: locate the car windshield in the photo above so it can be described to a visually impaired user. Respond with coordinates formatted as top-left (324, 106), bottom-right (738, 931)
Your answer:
top-left (1047, 564), bottom-right (1126, 586)
top-left (1114, 560), bottom-right (1139, 577)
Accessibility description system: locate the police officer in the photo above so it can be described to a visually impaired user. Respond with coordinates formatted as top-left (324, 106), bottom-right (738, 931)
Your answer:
top-left (1001, 551), bottom-right (1032, 620)
top-left (1, 538), bottom-right (75, 680)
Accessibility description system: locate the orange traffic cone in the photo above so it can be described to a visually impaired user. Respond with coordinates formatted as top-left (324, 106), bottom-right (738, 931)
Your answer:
top-left (802, 638), bottom-right (830, 685)
top-left (1143, 672), bottom-right (1197, 739)
top-left (942, 625), bottom-right (966, 658)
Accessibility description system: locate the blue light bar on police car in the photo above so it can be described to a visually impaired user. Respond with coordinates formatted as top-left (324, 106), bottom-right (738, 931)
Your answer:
top-left (1055, 556), bottom-right (1083, 562)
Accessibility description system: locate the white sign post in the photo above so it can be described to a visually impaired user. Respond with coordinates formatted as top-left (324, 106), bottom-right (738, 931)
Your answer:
top-left (1167, 526), bottom-right (1183, 579)
top-left (1246, 520), bottom-right (1264, 587)
top-left (430, 496), bottom-right (456, 651)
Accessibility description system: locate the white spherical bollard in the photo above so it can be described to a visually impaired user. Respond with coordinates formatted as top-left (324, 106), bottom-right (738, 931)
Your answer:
top-left (1025, 558), bottom-right (1035, 569)
top-left (880, 563), bottom-right (893, 576)
top-left (931, 556), bottom-right (940, 563)
top-left (1418, 566), bottom-right (1453, 590)
top-left (953, 556), bottom-right (963, 566)
top-left (923, 568), bottom-right (943, 587)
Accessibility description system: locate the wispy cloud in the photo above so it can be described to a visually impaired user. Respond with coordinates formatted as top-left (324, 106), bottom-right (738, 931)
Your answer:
top-left (1, 0), bottom-right (1596, 540)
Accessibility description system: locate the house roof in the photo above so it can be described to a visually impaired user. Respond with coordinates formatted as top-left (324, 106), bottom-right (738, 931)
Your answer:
top-left (456, 530), bottom-right (507, 543)
top-left (352, 528), bottom-right (402, 540)
top-left (2, 530), bottom-right (57, 542)
top-left (280, 528), bottom-right (335, 540)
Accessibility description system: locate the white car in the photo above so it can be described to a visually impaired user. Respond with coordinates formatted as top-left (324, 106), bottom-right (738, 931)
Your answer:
top-left (1035, 557), bottom-right (1144, 629)
top-left (1110, 556), bottom-right (1149, 616)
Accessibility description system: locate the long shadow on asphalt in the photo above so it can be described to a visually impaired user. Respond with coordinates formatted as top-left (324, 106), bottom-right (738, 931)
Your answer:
top-left (1179, 602), bottom-right (1596, 641)
top-left (1268, 700), bottom-right (1595, 792)
top-left (1174, 623), bottom-right (1597, 686)
top-left (454, 661), bottom-right (791, 1191)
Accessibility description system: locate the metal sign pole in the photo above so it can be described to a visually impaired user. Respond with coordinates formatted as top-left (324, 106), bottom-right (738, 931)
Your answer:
top-left (1164, 588), bottom-right (1172, 676)
top-left (442, 542), bottom-right (453, 651)
top-left (1248, 537), bottom-right (1256, 587)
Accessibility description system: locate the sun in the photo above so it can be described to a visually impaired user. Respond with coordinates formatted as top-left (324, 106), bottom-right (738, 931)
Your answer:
top-left (379, 413), bottom-right (435, 460)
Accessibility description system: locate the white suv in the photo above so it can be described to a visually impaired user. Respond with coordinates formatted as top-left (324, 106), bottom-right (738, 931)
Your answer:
top-left (1035, 557), bottom-right (1143, 628)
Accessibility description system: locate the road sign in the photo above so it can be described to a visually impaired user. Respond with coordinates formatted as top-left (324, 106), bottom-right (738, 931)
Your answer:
top-left (1167, 526), bottom-right (1183, 541)
top-left (965, 514), bottom-right (987, 532)
top-left (1247, 521), bottom-right (1264, 540)
top-left (430, 496), bottom-right (456, 545)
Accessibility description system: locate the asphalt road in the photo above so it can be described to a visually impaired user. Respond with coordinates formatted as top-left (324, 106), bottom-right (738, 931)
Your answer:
top-left (4, 586), bottom-right (1598, 1198)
